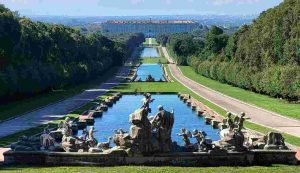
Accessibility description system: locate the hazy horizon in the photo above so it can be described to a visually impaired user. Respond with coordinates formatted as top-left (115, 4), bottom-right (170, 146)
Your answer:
top-left (1, 0), bottom-right (283, 17)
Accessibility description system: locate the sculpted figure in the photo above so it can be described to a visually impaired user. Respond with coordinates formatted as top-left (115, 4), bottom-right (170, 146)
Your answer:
top-left (87, 126), bottom-right (97, 147)
top-left (40, 126), bottom-right (55, 150)
top-left (146, 75), bottom-right (155, 82)
top-left (129, 108), bottom-right (152, 154)
top-left (192, 129), bottom-right (212, 151)
top-left (97, 136), bottom-right (112, 150)
top-left (177, 128), bottom-right (192, 147)
top-left (226, 112), bottom-right (235, 130)
top-left (236, 112), bottom-right (246, 132)
top-left (141, 93), bottom-right (155, 113)
top-left (81, 128), bottom-right (88, 141)
top-left (151, 105), bottom-right (174, 153)
top-left (61, 129), bottom-right (78, 152)
top-left (263, 132), bottom-right (288, 150)
top-left (57, 121), bottom-right (64, 131)
top-left (216, 112), bottom-right (247, 151)
top-left (11, 135), bottom-right (40, 151)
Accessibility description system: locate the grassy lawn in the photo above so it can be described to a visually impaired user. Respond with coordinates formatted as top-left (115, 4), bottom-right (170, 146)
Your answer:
top-left (1, 165), bottom-right (300, 173)
top-left (140, 57), bottom-right (168, 64)
top-left (179, 66), bottom-right (300, 120)
top-left (0, 67), bottom-right (119, 122)
top-left (143, 38), bottom-right (159, 46)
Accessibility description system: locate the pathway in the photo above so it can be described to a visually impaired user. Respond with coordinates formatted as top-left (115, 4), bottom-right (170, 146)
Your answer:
top-left (162, 47), bottom-right (300, 137)
top-left (0, 58), bottom-right (135, 138)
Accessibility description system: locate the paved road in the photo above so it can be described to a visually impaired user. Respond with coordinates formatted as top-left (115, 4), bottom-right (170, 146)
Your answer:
top-left (162, 47), bottom-right (300, 137)
top-left (0, 61), bottom-right (134, 138)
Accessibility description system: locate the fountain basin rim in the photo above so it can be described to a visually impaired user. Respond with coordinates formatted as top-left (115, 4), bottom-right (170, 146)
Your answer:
top-left (4, 150), bottom-right (297, 166)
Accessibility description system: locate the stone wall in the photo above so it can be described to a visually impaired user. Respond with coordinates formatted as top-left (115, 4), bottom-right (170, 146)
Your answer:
top-left (4, 150), bottom-right (297, 166)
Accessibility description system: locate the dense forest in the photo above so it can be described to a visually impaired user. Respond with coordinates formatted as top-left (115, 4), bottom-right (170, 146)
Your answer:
top-left (157, 0), bottom-right (299, 101)
top-left (0, 5), bottom-right (145, 103)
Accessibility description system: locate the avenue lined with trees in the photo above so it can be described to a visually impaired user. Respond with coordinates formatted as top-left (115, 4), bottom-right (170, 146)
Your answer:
top-left (0, 5), bottom-right (145, 104)
top-left (156, 0), bottom-right (299, 101)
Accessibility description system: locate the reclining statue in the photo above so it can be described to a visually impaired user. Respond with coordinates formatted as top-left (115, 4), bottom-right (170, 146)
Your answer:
top-left (263, 132), bottom-right (288, 150)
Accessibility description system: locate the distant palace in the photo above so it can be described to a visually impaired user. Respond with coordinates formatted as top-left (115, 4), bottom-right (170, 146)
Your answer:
top-left (101, 20), bottom-right (199, 37)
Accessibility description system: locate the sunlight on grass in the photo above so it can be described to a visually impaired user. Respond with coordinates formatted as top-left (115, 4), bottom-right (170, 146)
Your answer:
top-left (179, 66), bottom-right (300, 120)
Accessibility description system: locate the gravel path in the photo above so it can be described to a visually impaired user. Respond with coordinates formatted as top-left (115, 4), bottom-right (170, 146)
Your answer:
top-left (162, 47), bottom-right (300, 137)
top-left (0, 62), bottom-right (133, 138)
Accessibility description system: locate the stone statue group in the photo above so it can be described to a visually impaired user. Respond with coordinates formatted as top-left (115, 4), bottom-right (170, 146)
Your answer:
top-left (36, 93), bottom-right (175, 154)
top-left (11, 93), bottom-right (288, 154)
top-left (113, 93), bottom-right (175, 155)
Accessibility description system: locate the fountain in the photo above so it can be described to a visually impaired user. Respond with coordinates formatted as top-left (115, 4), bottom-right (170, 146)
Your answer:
top-left (3, 93), bottom-right (297, 166)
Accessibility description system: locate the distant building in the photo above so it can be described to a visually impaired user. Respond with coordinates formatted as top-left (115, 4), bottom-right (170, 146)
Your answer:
top-left (101, 19), bottom-right (199, 37)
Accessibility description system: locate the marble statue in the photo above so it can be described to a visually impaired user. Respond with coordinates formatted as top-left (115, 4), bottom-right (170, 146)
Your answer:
top-left (177, 128), bottom-right (192, 147)
top-left (215, 112), bottom-right (246, 151)
top-left (87, 126), bottom-right (97, 147)
top-left (192, 129), bottom-right (212, 151)
top-left (40, 126), bottom-right (55, 150)
top-left (129, 108), bottom-right (153, 155)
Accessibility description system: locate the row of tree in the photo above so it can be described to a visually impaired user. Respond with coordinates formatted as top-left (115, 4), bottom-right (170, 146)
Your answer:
top-left (157, 0), bottom-right (299, 100)
top-left (0, 5), bottom-right (145, 103)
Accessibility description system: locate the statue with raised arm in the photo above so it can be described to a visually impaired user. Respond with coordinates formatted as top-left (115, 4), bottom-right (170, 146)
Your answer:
top-left (87, 126), bottom-right (97, 147)
top-left (236, 112), bottom-right (246, 132)
top-left (177, 128), bottom-right (192, 147)
top-left (141, 93), bottom-right (155, 113)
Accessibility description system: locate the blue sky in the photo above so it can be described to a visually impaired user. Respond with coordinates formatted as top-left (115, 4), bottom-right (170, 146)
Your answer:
top-left (1, 0), bottom-right (283, 16)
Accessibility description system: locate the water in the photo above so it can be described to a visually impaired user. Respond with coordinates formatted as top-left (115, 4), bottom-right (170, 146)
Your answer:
top-left (141, 47), bottom-right (159, 58)
top-left (78, 95), bottom-right (220, 145)
top-left (135, 64), bottom-right (165, 81)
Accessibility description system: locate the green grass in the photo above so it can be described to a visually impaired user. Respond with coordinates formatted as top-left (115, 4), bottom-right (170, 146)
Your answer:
top-left (0, 94), bottom-right (112, 147)
top-left (179, 66), bottom-right (300, 120)
top-left (1, 165), bottom-right (300, 173)
top-left (0, 67), bottom-right (119, 122)
top-left (140, 57), bottom-right (168, 64)
top-left (158, 47), bottom-right (165, 58)
top-left (143, 38), bottom-right (159, 46)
